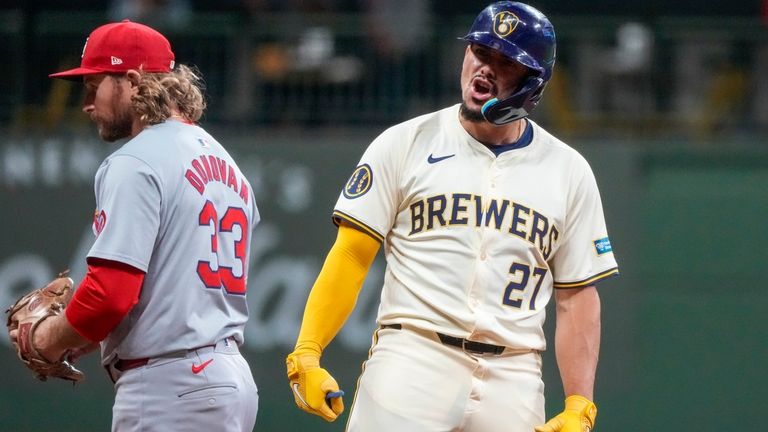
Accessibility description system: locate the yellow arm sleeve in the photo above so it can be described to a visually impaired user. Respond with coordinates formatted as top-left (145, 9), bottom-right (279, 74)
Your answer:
top-left (294, 222), bottom-right (380, 356)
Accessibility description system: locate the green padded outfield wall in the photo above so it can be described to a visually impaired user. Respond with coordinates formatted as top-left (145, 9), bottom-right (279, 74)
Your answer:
top-left (0, 129), bottom-right (765, 431)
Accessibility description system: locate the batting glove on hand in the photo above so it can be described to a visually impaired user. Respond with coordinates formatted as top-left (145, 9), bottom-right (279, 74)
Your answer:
top-left (534, 395), bottom-right (597, 432)
top-left (286, 350), bottom-right (344, 422)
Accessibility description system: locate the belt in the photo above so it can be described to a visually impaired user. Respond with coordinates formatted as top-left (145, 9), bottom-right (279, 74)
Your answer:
top-left (381, 323), bottom-right (507, 356)
top-left (113, 341), bottom-right (223, 372)
top-left (106, 338), bottom-right (238, 383)
top-left (436, 333), bottom-right (506, 355)
top-left (114, 358), bottom-right (149, 372)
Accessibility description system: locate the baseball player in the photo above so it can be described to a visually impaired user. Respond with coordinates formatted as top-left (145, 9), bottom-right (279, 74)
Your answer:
top-left (9, 21), bottom-right (260, 431)
top-left (285, 2), bottom-right (617, 431)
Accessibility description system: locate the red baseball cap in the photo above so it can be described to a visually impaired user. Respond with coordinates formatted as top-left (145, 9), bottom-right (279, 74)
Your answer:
top-left (50, 20), bottom-right (175, 79)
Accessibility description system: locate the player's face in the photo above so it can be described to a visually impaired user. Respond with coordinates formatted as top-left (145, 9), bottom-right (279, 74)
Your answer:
top-left (460, 43), bottom-right (529, 123)
top-left (82, 74), bottom-right (134, 142)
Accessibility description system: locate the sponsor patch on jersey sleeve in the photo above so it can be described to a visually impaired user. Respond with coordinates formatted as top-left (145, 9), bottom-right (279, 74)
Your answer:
top-left (594, 236), bottom-right (613, 255)
top-left (343, 164), bottom-right (373, 199)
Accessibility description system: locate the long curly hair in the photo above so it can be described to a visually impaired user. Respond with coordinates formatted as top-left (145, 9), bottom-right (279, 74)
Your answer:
top-left (132, 64), bottom-right (207, 124)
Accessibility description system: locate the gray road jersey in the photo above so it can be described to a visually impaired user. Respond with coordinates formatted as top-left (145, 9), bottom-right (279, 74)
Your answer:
top-left (88, 120), bottom-right (259, 363)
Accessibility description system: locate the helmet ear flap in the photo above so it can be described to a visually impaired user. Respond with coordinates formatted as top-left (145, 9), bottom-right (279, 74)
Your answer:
top-left (481, 75), bottom-right (544, 125)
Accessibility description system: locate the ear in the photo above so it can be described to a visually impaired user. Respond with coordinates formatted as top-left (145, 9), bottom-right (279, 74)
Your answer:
top-left (124, 69), bottom-right (142, 89)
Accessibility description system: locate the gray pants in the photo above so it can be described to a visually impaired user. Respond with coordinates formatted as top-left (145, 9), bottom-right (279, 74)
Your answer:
top-left (110, 339), bottom-right (258, 432)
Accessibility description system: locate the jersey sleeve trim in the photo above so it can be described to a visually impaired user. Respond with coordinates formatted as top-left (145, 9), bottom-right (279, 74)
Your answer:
top-left (332, 210), bottom-right (384, 243)
top-left (553, 267), bottom-right (619, 289)
top-left (86, 251), bottom-right (149, 273)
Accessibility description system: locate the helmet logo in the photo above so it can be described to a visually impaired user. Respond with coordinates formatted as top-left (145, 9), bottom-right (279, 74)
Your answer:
top-left (493, 11), bottom-right (520, 38)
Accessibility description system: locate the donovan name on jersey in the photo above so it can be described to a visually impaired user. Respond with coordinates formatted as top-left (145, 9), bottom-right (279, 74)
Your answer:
top-left (184, 154), bottom-right (251, 205)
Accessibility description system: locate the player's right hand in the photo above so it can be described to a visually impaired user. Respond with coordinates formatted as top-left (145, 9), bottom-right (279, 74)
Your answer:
top-left (286, 350), bottom-right (344, 422)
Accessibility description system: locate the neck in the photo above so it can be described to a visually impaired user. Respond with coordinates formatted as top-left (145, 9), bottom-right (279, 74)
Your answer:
top-left (129, 116), bottom-right (146, 139)
top-left (128, 110), bottom-right (187, 138)
top-left (169, 110), bottom-right (194, 124)
top-left (461, 116), bottom-right (526, 146)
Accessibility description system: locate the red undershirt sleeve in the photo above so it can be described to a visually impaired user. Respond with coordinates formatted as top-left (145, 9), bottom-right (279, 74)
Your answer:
top-left (64, 258), bottom-right (145, 343)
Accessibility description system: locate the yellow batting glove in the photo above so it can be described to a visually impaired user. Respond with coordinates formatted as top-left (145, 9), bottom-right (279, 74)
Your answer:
top-left (534, 395), bottom-right (597, 432)
top-left (286, 350), bottom-right (345, 422)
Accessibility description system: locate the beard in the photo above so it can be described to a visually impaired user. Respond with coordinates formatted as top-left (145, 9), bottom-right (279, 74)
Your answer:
top-left (459, 102), bottom-right (486, 124)
top-left (95, 79), bottom-right (134, 142)
top-left (97, 110), bottom-right (133, 142)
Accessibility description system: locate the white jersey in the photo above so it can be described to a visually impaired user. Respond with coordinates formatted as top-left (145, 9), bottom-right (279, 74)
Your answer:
top-left (333, 104), bottom-right (617, 351)
top-left (88, 120), bottom-right (259, 363)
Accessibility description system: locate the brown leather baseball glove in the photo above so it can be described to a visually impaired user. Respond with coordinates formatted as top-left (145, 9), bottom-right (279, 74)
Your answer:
top-left (6, 271), bottom-right (85, 382)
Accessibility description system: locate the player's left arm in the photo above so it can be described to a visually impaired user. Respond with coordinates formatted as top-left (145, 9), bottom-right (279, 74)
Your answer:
top-left (554, 285), bottom-right (600, 399)
top-left (535, 286), bottom-right (600, 432)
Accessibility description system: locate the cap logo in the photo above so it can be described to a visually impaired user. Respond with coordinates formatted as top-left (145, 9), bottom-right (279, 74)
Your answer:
top-left (110, 56), bottom-right (123, 66)
top-left (493, 11), bottom-right (520, 38)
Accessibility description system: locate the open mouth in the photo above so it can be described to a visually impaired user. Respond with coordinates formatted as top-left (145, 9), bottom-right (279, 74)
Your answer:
top-left (470, 76), bottom-right (496, 102)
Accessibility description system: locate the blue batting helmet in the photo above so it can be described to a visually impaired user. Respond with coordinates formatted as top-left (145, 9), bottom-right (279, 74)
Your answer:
top-left (462, 1), bottom-right (556, 125)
